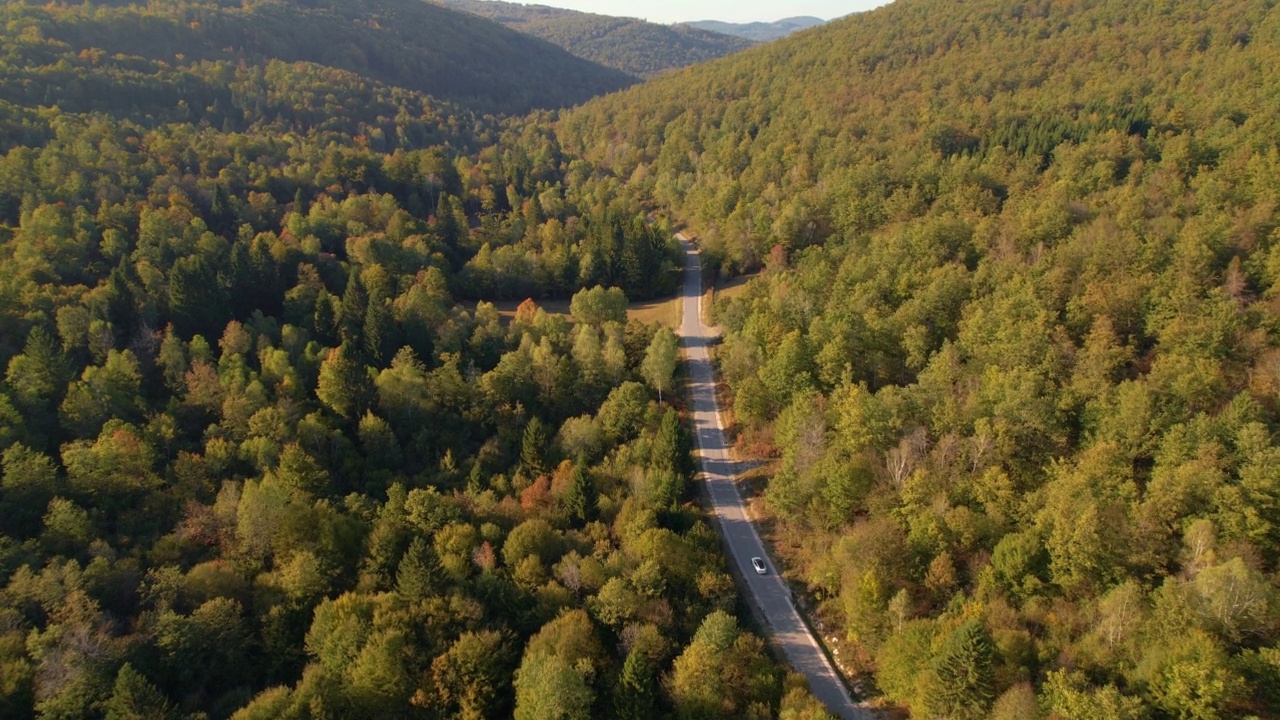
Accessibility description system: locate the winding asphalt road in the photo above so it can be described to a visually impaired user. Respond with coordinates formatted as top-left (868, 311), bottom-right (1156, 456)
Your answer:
top-left (677, 239), bottom-right (872, 720)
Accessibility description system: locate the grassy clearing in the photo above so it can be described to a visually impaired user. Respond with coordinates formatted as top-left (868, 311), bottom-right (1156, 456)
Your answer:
top-left (627, 294), bottom-right (682, 327)
top-left (462, 293), bottom-right (682, 328)
top-left (706, 271), bottom-right (759, 326)
top-left (715, 271), bottom-right (757, 302)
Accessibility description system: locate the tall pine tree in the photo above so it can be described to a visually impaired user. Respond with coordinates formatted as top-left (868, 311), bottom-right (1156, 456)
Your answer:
top-left (564, 456), bottom-right (598, 527)
top-left (103, 663), bottom-right (173, 720)
top-left (396, 536), bottom-right (443, 600)
top-left (521, 417), bottom-right (548, 477)
top-left (208, 182), bottom-right (235, 237)
top-left (925, 619), bottom-right (997, 720)
top-left (168, 255), bottom-right (228, 339)
top-left (339, 269), bottom-right (368, 348)
top-left (317, 342), bottom-right (375, 420)
top-left (652, 408), bottom-right (694, 479)
top-left (613, 648), bottom-right (655, 720)
top-left (363, 294), bottom-right (396, 367)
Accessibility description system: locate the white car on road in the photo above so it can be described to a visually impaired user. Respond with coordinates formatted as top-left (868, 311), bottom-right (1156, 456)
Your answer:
top-left (751, 557), bottom-right (767, 574)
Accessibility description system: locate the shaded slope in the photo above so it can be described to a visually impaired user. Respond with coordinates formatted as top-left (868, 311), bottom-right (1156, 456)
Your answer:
top-left (438, 0), bottom-right (755, 77)
top-left (1, 0), bottom-right (634, 115)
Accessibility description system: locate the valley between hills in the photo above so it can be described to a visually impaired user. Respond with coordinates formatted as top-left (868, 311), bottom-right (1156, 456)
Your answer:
top-left (0, 0), bottom-right (1278, 718)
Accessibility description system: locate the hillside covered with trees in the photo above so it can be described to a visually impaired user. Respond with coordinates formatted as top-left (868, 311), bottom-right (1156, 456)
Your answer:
top-left (12, 0), bottom-right (1280, 715)
top-left (0, 0), bottom-right (634, 116)
top-left (0, 0), bottom-right (838, 718)
top-left (437, 0), bottom-right (755, 78)
top-left (556, 0), bottom-right (1280, 716)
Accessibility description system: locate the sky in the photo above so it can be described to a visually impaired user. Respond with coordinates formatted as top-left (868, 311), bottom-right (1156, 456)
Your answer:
top-left (495, 1), bottom-right (893, 24)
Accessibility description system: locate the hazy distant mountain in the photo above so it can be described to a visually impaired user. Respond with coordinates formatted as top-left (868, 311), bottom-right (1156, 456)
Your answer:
top-left (0, 0), bottom-right (635, 116)
top-left (438, 0), bottom-right (755, 78)
top-left (685, 16), bottom-right (825, 42)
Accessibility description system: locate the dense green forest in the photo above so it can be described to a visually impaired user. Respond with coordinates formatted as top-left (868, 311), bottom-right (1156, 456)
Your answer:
top-left (0, 0), bottom-right (835, 718)
top-left (10, 0), bottom-right (1280, 715)
top-left (556, 0), bottom-right (1280, 716)
top-left (437, 0), bottom-right (755, 78)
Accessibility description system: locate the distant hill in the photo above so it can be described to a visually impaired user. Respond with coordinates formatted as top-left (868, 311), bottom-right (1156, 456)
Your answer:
top-left (438, 0), bottom-right (756, 77)
top-left (3, 0), bottom-right (634, 116)
top-left (686, 16), bottom-right (825, 42)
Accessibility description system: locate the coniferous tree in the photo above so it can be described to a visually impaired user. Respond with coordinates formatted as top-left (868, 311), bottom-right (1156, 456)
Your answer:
top-left (248, 238), bottom-right (283, 317)
top-left (6, 326), bottom-right (70, 415)
top-left (339, 269), bottom-right (368, 348)
top-left (396, 536), bottom-right (443, 600)
top-left (103, 663), bottom-right (173, 720)
top-left (226, 241), bottom-right (255, 319)
top-left (563, 455), bottom-right (597, 526)
top-left (317, 342), bottom-right (375, 420)
top-left (103, 259), bottom-right (137, 340)
top-left (521, 416), bottom-right (548, 477)
top-left (925, 619), bottom-right (997, 720)
top-left (168, 256), bottom-right (228, 339)
top-left (652, 407), bottom-right (694, 479)
top-left (613, 648), bottom-right (655, 720)
top-left (0, 443), bottom-right (59, 537)
top-left (209, 183), bottom-right (234, 237)
top-left (275, 443), bottom-right (330, 496)
top-left (436, 193), bottom-right (468, 265)
top-left (313, 292), bottom-right (340, 345)
top-left (363, 294), bottom-right (396, 367)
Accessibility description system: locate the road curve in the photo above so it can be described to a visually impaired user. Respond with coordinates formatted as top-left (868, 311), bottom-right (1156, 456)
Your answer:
top-left (677, 239), bottom-right (873, 720)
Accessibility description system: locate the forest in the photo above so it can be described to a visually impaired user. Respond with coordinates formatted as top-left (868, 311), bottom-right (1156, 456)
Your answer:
top-left (7, 0), bottom-right (1280, 716)
top-left (0, 0), bottom-right (633, 117)
top-left (555, 0), bottom-right (1280, 716)
top-left (0, 0), bottom-right (833, 718)
top-left (437, 0), bottom-right (755, 79)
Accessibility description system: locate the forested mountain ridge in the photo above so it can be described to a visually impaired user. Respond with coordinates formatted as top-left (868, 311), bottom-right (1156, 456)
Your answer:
top-left (437, 0), bottom-right (756, 78)
top-left (0, 0), bottom-right (838, 717)
top-left (0, 0), bottom-right (634, 116)
top-left (686, 16), bottom-right (826, 42)
top-left (556, 0), bottom-right (1280, 716)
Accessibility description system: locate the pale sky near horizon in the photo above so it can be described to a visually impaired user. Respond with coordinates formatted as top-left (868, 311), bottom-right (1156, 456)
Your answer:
top-left (490, 1), bottom-right (893, 24)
